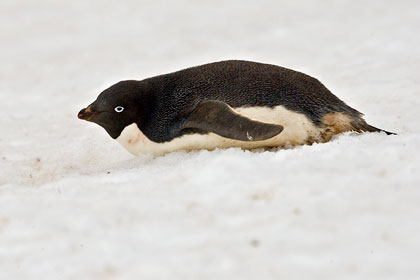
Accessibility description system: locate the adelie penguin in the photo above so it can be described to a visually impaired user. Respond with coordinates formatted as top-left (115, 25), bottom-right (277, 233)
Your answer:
top-left (78, 60), bottom-right (394, 156)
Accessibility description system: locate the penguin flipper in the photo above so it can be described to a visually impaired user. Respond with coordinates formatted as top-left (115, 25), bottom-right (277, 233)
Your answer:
top-left (181, 100), bottom-right (283, 141)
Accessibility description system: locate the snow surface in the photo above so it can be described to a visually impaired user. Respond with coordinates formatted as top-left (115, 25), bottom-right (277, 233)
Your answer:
top-left (1, 0), bottom-right (420, 279)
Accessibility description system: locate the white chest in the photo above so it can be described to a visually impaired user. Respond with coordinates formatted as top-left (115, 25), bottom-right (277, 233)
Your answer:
top-left (116, 105), bottom-right (321, 156)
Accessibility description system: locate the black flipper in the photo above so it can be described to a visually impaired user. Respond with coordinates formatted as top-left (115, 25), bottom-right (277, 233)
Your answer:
top-left (181, 100), bottom-right (284, 141)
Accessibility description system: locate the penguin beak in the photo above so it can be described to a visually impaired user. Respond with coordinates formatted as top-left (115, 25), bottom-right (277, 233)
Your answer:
top-left (78, 105), bottom-right (98, 121)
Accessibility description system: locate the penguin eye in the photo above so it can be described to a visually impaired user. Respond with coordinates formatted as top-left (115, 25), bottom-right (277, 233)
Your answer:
top-left (114, 106), bottom-right (124, 113)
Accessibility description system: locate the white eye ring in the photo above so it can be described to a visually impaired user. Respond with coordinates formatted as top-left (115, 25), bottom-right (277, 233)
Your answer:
top-left (114, 106), bottom-right (124, 113)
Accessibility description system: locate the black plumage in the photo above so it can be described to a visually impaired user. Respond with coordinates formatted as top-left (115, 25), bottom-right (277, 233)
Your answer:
top-left (78, 60), bottom-right (393, 144)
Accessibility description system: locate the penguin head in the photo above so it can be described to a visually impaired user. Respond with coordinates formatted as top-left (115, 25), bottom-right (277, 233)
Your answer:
top-left (78, 80), bottom-right (149, 139)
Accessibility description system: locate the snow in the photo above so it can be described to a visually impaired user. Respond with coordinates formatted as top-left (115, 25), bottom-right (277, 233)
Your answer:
top-left (1, 0), bottom-right (420, 279)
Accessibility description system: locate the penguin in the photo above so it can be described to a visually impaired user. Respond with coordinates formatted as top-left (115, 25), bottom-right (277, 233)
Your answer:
top-left (78, 60), bottom-right (394, 156)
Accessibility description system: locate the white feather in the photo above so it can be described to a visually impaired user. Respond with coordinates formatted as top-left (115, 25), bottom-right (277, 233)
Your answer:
top-left (116, 105), bottom-right (321, 156)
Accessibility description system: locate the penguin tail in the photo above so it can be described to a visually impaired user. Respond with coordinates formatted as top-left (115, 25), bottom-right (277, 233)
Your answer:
top-left (319, 112), bottom-right (396, 142)
top-left (351, 117), bottom-right (396, 135)
top-left (361, 124), bottom-right (396, 135)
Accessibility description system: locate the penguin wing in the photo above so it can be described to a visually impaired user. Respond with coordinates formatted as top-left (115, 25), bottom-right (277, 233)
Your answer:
top-left (181, 100), bottom-right (283, 141)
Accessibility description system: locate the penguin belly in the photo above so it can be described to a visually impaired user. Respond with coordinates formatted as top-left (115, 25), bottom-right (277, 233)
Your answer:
top-left (116, 105), bottom-right (326, 156)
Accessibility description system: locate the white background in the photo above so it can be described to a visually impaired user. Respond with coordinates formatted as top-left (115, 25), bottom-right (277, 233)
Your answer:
top-left (1, 0), bottom-right (419, 279)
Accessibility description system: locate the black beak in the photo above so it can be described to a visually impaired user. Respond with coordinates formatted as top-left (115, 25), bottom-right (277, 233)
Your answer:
top-left (78, 105), bottom-right (97, 121)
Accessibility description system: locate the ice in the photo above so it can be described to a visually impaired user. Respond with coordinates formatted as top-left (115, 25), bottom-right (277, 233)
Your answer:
top-left (1, 0), bottom-right (420, 279)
